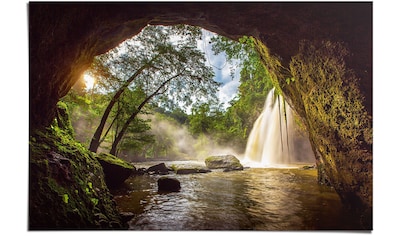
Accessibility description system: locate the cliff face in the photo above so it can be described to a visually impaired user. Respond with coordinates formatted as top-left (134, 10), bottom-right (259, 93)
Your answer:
top-left (29, 2), bottom-right (372, 221)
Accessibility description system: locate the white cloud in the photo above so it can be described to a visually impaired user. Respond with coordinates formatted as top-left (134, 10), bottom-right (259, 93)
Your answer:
top-left (197, 29), bottom-right (241, 108)
top-left (217, 71), bottom-right (241, 109)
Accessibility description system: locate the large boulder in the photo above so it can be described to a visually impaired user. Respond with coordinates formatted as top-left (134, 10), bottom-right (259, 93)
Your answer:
top-left (157, 177), bottom-right (181, 192)
top-left (205, 155), bottom-right (244, 171)
top-left (96, 153), bottom-right (135, 188)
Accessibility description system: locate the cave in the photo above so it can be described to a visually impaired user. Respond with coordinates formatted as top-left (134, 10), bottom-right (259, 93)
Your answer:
top-left (29, 2), bottom-right (372, 228)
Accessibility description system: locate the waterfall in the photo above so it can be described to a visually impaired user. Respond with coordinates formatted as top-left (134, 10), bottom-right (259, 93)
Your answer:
top-left (243, 88), bottom-right (313, 167)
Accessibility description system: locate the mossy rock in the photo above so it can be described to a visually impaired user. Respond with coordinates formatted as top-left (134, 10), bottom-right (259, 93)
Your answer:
top-left (29, 102), bottom-right (125, 229)
top-left (96, 153), bottom-right (135, 188)
top-left (29, 127), bottom-right (125, 229)
top-left (205, 155), bottom-right (243, 171)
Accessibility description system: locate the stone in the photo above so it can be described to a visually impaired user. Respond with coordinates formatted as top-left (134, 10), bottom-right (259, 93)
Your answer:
top-left (96, 153), bottom-right (135, 188)
top-left (205, 155), bottom-right (244, 171)
top-left (223, 166), bottom-right (244, 172)
top-left (176, 168), bottom-right (211, 175)
top-left (157, 177), bottom-right (181, 192)
top-left (147, 163), bottom-right (170, 175)
top-left (120, 212), bottom-right (135, 224)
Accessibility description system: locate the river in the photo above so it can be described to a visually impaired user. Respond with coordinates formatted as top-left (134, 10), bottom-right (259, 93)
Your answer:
top-left (111, 161), bottom-right (365, 230)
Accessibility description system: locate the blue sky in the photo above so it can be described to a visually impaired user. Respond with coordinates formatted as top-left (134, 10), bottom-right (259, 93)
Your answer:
top-left (196, 29), bottom-right (241, 109)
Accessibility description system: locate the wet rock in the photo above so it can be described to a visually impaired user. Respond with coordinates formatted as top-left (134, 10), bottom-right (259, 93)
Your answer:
top-left (176, 168), bottom-right (211, 175)
top-left (223, 166), bottom-right (244, 172)
top-left (205, 155), bottom-right (243, 171)
top-left (157, 177), bottom-right (181, 192)
top-left (96, 153), bottom-right (135, 188)
top-left (147, 163), bottom-right (170, 175)
top-left (120, 212), bottom-right (135, 224)
top-left (135, 167), bottom-right (147, 175)
top-left (301, 164), bottom-right (316, 170)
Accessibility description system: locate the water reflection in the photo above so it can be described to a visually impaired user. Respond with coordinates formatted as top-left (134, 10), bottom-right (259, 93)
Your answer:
top-left (112, 162), bottom-right (364, 230)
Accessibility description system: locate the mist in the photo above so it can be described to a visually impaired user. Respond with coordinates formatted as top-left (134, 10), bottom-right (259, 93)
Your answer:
top-left (142, 114), bottom-right (243, 162)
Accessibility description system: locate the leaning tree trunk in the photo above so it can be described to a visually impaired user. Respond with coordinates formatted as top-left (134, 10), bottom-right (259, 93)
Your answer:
top-left (89, 63), bottom-right (150, 153)
top-left (109, 73), bottom-right (181, 155)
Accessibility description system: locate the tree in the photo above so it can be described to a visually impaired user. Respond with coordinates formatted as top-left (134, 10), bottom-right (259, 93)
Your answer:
top-left (87, 25), bottom-right (219, 155)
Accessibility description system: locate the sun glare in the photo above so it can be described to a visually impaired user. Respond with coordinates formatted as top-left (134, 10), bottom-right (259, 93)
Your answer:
top-left (83, 73), bottom-right (96, 90)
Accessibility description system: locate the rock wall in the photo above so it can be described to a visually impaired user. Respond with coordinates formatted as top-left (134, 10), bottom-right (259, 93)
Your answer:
top-left (29, 2), bottom-right (372, 223)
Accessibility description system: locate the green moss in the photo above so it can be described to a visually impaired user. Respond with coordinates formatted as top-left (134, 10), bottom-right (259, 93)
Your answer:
top-left (252, 37), bottom-right (292, 96)
top-left (29, 109), bottom-right (125, 229)
top-left (96, 153), bottom-right (134, 170)
top-left (288, 40), bottom-right (372, 208)
top-left (53, 101), bottom-right (75, 137)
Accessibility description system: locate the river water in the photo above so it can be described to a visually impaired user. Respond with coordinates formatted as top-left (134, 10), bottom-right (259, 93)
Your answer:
top-left (111, 161), bottom-right (365, 230)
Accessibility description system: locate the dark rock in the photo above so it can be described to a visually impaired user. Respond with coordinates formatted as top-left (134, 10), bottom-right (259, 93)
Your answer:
top-left (223, 166), bottom-right (244, 172)
top-left (120, 212), bottom-right (135, 224)
top-left (147, 163), bottom-right (169, 175)
top-left (96, 153), bottom-right (135, 188)
top-left (205, 155), bottom-right (243, 171)
top-left (157, 177), bottom-right (181, 192)
top-left (135, 167), bottom-right (147, 175)
top-left (197, 168), bottom-right (212, 173)
top-left (176, 168), bottom-right (211, 175)
top-left (301, 164), bottom-right (316, 170)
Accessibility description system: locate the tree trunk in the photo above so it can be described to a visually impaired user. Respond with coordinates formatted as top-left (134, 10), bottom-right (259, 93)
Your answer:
top-left (109, 73), bottom-right (181, 155)
top-left (88, 63), bottom-right (150, 153)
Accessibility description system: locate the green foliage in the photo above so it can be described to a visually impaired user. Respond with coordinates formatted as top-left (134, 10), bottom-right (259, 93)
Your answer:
top-left (90, 198), bottom-right (99, 206)
top-left (91, 24), bottom-right (218, 111)
top-left (84, 24), bottom-right (219, 154)
top-left (61, 90), bottom-right (109, 146)
top-left (62, 194), bottom-right (69, 204)
top-left (184, 35), bottom-right (276, 151)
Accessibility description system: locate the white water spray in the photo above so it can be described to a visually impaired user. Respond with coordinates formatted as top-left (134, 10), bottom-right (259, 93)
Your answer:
top-left (243, 88), bottom-right (314, 167)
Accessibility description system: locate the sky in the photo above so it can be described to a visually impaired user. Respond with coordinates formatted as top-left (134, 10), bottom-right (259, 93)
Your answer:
top-left (196, 29), bottom-right (241, 109)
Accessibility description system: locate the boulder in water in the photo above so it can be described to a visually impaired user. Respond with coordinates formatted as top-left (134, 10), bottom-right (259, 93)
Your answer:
top-left (205, 155), bottom-right (243, 171)
top-left (157, 177), bottom-right (181, 192)
top-left (147, 163), bottom-right (170, 175)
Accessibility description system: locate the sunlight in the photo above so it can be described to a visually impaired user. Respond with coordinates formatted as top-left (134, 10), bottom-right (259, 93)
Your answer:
top-left (83, 73), bottom-right (96, 90)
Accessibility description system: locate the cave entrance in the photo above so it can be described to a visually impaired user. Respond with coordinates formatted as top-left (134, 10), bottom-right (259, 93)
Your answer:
top-left (28, 3), bottom-right (372, 229)
top-left (62, 24), bottom-right (315, 168)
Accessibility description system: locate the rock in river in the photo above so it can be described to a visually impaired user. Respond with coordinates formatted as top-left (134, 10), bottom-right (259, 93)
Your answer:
top-left (157, 177), bottom-right (181, 192)
top-left (205, 155), bottom-right (244, 171)
top-left (147, 163), bottom-right (170, 175)
top-left (176, 168), bottom-right (211, 175)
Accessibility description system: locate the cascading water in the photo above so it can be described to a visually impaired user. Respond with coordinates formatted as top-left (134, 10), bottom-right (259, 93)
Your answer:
top-left (243, 88), bottom-right (314, 167)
